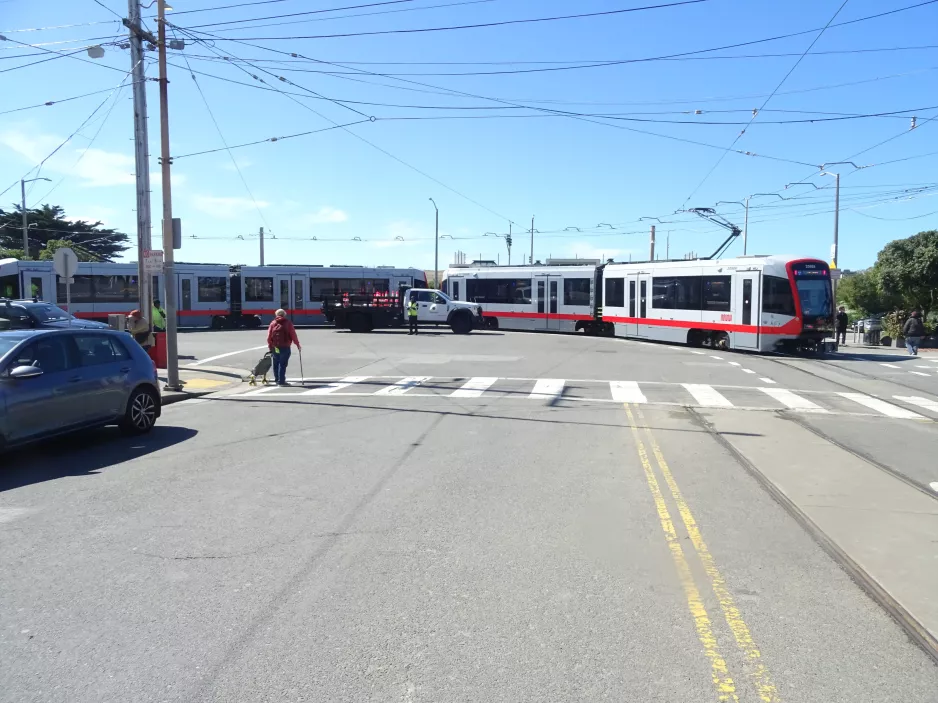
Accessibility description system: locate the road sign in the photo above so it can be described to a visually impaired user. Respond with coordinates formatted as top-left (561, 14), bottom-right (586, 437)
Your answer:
top-left (52, 247), bottom-right (78, 279)
top-left (143, 249), bottom-right (164, 274)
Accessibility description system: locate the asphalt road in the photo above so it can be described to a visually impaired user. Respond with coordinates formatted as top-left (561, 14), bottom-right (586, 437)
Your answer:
top-left (2, 329), bottom-right (937, 702)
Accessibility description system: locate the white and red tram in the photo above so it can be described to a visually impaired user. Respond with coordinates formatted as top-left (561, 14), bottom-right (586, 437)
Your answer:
top-left (444, 255), bottom-right (834, 352)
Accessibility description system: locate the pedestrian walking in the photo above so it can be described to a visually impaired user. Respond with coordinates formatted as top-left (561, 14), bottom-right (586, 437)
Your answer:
top-left (902, 311), bottom-right (926, 356)
top-left (126, 309), bottom-right (152, 350)
top-left (267, 309), bottom-right (301, 385)
top-left (152, 299), bottom-right (167, 332)
top-left (835, 306), bottom-right (849, 346)
top-left (407, 295), bottom-right (419, 335)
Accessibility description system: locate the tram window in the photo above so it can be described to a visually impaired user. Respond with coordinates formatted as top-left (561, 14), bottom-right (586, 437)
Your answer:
top-left (762, 275), bottom-right (796, 316)
top-left (563, 278), bottom-right (591, 307)
top-left (604, 278), bottom-right (624, 307)
top-left (466, 278), bottom-right (531, 304)
top-left (652, 276), bottom-right (701, 310)
top-left (701, 276), bottom-right (731, 312)
top-left (93, 275), bottom-right (139, 303)
top-left (56, 275), bottom-right (95, 304)
top-left (629, 281), bottom-right (635, 317)
top-left (310, 278), bottom-right (336, 299)
top-left (198, 277), bottom-right (227, 302)
top-left (244, 277), bottom-right (274, 302)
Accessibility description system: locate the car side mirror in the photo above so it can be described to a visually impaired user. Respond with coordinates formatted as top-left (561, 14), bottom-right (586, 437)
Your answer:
top-left (9, 365), bottom-right (43, 380)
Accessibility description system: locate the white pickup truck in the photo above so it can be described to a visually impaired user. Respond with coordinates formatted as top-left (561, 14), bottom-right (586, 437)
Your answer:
top-left (321, 287), bottom-right (485, 334)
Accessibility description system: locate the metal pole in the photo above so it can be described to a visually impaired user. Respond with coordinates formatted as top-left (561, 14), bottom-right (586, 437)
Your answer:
top-left (529, 216), bottom-right (534, 265)
top-left (157, 0), bottom-right (180, 391)
top-left (508, 222), bottom-right (512, 266)
top-left (666, 231), bottom-right (670, 259)
top-left (128, 0), bottom-right (152, 339)
top-left (832, 172), bottom-right (840, 300)
top-left (429, 198), bottom-right (438, 288)
top-left (649, 225), bottom-right (656, 261)
top-left (259, 226), bottom-right (265, 266)
top-left (20, 180), bottom-right (28, 259)
top-left (743, 196), bottom-right (749, 255)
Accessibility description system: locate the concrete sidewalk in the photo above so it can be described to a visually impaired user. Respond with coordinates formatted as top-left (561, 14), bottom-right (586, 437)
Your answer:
top-left (701, 409), bottom-right (938, 661)
top-left (158, 364), bottom-right (246, 405)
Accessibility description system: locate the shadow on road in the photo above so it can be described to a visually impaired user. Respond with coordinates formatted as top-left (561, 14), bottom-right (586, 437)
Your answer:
top-left (0, 425), bottom-right (198, 493)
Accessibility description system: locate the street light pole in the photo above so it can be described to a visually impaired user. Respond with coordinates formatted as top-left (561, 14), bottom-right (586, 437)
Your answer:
top-left (529, 216), bottom-right (534, 265)
top-left (743, 197), bottom-right (749, 255)
top-left (20, 177), bottom-right (50, 259)
top-left (157, 0), bottom-right (180, 391)
top-left (429, 198), bottom-right (438, 288)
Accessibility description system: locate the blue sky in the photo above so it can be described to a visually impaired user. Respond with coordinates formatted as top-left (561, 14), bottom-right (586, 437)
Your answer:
top-left (2, 0), bottom-right (937, 271)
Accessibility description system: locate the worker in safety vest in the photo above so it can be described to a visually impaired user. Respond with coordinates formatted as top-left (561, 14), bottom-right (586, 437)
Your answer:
top-left (407, 295), bottom-right (419, 335)
top-left (152, 299), bottom-right (167, 332)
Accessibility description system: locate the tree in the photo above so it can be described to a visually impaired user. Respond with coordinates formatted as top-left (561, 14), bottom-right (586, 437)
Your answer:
top-left (0, 204), bottom-right (130, 262)
top-left (38, 239), bottom-right (98, 262)
top-left (875, 229), bottom-right (938, 319)
top-left (836, 267), bottom-right (901, 316)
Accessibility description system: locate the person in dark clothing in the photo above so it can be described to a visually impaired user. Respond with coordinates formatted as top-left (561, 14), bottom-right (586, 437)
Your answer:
top-left (902, 311), bottom-right (926, 356)
top-left (835, 306), bottom-right (849, 345)
top-left (267, 309), bottom-right (301, 385)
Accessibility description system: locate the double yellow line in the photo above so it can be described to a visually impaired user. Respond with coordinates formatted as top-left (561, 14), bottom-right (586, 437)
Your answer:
top-left (624, 404), bottom-right (781, 703)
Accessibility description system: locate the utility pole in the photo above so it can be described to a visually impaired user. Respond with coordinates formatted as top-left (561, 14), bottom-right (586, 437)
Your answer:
top-left (666, 230), bottom-right (671, 259)
top-left (157, 0), bottom-right (180, 391)
top-left (507, 222), bottom-right (512, 266)
top-left (649, 224), bottom-right (656, 261)
top-left (820, 170), bottom-right (841, 299)
top-left (743, 196), bottom-right (749, 255)
top-left (259, 226), bottom-right (265, 266)
top-left (429, 198), bottom-right (438, 288)
top-left (126, 0), bottom-right (153, 335)
top-left (529, 216), bottom-right (534, 265)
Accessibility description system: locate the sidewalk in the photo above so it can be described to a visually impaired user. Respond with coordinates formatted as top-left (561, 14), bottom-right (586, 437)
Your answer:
top-left (158, 364), bottom-right (246, 405)
top-left (706, 411), bottom-right (938, 661)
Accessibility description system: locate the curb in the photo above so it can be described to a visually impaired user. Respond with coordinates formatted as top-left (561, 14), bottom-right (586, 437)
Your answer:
top-left (161, 390), bottom-right (211, 406)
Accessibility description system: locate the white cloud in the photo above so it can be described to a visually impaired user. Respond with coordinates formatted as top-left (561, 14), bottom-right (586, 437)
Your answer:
top-left (71, 148), bottom-right (134, 187)
top-left (64, 206), bottom-right (118, 226)
top-left (190, 195), bottom-right (269, 219)
top-left (303, 206), bottom-right (348, 225)
top-left (0, 130), bottom-right (60, 164)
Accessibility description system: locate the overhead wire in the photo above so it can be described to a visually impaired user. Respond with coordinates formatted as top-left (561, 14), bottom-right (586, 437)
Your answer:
top-left (0, 66), bottom-right (138, 199)
top-left (679, 0), bottom-right (851, 209)
top-left (0, 34), bottom-right (130, 74)
top-left (194, 0), bottom-right (711, 39)
top-left (90, 0), bottom-right (124, 20)
top-left (0, 82), bottom-right (147, 116)
top-left (186, 0), bottom-right (422, 28)
top-left (170, 24), bottom-right (522, 225)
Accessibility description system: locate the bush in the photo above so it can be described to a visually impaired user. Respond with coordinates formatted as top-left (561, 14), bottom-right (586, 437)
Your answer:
top-left (881, 310), bottom-right (909, 340)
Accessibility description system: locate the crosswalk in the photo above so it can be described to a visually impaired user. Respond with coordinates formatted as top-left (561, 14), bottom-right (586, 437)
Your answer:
top-left (233, 376), bottom-right (938, 420)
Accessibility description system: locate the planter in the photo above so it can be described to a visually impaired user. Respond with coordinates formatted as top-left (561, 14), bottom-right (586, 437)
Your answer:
top-left (894, 335), bottom-right (905, 348)
top-left (880, 335), bottom-right (892, 346)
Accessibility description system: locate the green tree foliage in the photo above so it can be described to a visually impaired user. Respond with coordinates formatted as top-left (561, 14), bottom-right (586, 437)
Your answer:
top-left (876, 229), bottom-right (938, 318)
top-left (37, 238), bottom-right (98, 262)
top-left (0, 248), bottom-right (26, 260)
top-left (0, 204), bottom-right (130, 262)
top-left (836, 267), bottom-right (902, 316)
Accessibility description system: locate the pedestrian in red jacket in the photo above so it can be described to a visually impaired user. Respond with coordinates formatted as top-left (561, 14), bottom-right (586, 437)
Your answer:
top-left (267, 309), bottom-right (301, 386)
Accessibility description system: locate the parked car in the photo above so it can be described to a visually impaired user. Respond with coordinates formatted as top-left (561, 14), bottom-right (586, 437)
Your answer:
top-left (0, 328), bottom-right (161, 451)
top-left (0, 299), bottom-right (109, 330)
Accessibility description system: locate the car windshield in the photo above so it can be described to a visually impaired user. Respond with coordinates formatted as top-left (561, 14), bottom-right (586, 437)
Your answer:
top-left (795, 279), bottom-right (832, 317)
top-left (28, 304), bottom-right (73, 322)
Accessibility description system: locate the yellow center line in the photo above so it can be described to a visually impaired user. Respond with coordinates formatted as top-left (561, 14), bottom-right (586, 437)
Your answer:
top-left (624, 404), bottom-right (739, 702)
top-left (634, 404), bottom-right (781, 703)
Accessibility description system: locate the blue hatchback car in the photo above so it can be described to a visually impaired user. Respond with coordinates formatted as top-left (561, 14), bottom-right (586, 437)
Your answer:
top-left (0, 329), bottom-right (161, 451)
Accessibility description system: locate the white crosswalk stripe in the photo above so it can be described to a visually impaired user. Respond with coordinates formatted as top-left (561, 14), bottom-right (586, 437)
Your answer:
top-left (682, 384), bottom-right (732, 408)
top-left (374, 376), bottom-right (431, 396)
top-left (610, 381), bottom-right (646, 403)
top-left (838, 392), bottom-right (924, 420)
top-left (228, 376), bottom-right (937, 420)
top-left (760, 387), bottom-right (830, 413)
top-left (450, 377), bottom-right (498, 398)
top-left (893, 396), bottom-right (938, 414)
top-left (302, 376), bottom-right (370, 395)
top-left (529, 378), bottom-right (565, 400)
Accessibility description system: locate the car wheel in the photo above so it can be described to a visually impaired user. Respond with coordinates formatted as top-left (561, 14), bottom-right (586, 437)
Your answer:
top-left (120, 387), bottom-right (159, 435)
top-left (450, 313), bottom-right (472, 334)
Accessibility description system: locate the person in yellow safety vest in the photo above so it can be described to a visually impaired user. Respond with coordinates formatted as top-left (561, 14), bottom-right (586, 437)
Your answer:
top-left (152, 299), bottom-right (167, 332)
top-left (407, 296), bottom-right (419, 335)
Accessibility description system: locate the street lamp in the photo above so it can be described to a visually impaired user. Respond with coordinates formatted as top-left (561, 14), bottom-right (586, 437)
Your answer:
top-left (429, 197), bottom-right (438, 288)
top-left (715, 192), bottom-right (784, 254)
top-left (20, 177), bottom-right (51, 259)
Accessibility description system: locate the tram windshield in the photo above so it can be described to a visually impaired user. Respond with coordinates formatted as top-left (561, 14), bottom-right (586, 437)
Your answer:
top-left (791, 262), bottom-right (833, 319)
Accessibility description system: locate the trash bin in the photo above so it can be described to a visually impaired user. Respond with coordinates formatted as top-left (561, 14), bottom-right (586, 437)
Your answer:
top-left (870, 330), bottom-right (880, 346)
top-left (148, 331), bottom-right (167, 369)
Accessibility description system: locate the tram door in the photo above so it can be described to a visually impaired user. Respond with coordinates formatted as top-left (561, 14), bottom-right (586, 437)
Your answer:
top-left (626, 273), bottom-right (648, 337)
top-left (534, 274), bottom-right (560, 330)
top-left (735, 271), bottom-right (761, 350)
